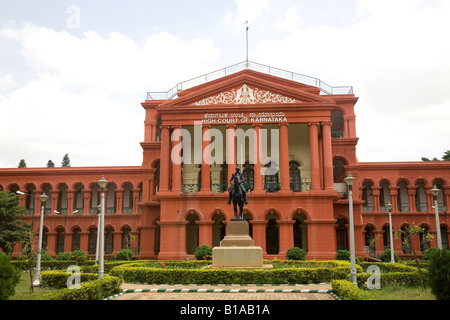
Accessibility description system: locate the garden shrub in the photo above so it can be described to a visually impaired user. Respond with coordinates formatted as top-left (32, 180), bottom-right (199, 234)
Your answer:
top-left (285, 247), bottom-right (307, 260)
top-left (56, 252), bottom-right (73, 261)
top-left (355, 271), bottom-right (429, 288)
top-left (39, 276), bottom-right (122, 300)
top-left (423, 247), bottom-right (440, 260)
top-left (427, 248), bottom-right (450, 300)
top-left (114, 248), bottom-right (134, 260)
top-left (0, 252), bottom-right (21, 300)
top-left (335, 250), bottom-right (350, 261)
top-left (378, 248), bottom-right (399, 262)
top-left (110, 263), bottom-right (360, 285)
top-left (194, 245), bottom-right (212, 260)
top-left (41, 270), bottom-right (99, 289)
top-left (332, 279), bottom-right (373, 300)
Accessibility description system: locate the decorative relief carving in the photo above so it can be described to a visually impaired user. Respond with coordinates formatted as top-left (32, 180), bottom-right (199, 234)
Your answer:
top-left (192, 84), bottom-right (300, 105)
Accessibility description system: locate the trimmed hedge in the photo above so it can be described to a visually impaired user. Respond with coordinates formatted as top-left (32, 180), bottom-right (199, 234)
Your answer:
top-left (110, 263), bottom-right (362, 285)
top-left (38, 276), bottom-right (122, 300)
top-left (355, 271), bottom-right (429, 288)
top-left (41, 271), bottom-right (99, 289)
top-left (332, 280), bottom-right (373, 300)
top-left (358, 261), bottom-right (416, 273)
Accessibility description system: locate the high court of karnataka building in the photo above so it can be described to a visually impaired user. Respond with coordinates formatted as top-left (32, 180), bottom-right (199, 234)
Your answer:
top-left (1, 62), bottom-right (449, 260)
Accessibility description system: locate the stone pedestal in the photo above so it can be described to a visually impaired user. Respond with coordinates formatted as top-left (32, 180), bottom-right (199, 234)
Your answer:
top-left (212, 220), bottom-right (269, 269)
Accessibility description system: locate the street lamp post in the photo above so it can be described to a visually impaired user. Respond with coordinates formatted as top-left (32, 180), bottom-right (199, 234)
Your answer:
top-left (95, 204), bottom-right (101, 263)
top-left (33, 192), bottom-right (49, 287)
top-left (385, 203), bottom-right (396, 263)
top-left (97, 176), bottom-right (108, 278)
top-left (344, 173), bottom-right (357, 286)
top-left (430, 185), bottom-right (443, 249)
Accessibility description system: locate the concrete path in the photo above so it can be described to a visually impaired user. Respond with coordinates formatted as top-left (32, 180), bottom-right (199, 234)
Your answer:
top-left (107, 283), bottom-right (336, 300)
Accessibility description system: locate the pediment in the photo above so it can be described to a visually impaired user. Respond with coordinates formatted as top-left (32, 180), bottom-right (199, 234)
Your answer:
top-left (157, 69), bottom-right (334, 109)
top-left (191, 83), bottom-right (300, 106)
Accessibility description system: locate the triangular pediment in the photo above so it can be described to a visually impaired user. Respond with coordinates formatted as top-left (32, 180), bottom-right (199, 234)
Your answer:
top-left (191, 83), bottom-right (300, 106)
top-left (157, 69), bottom-right (335, 109)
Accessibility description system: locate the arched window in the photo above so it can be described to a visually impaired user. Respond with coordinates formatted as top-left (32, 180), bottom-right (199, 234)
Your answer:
top-left (57, 184), bottom-right (68, 214)
top-left (88, 226), bottom-right (97, 255)
top-left (264, 161), bottom-right (279, 192)
top-left (336, 218), bottom-right (348, 250)
top-left (397, 181), bottom-right (409, 212)
top-left (382, 225), bottom-right (390, 249)
top-left (106, 183), bottom-right (117, 214)
top-left (186, 213), bottom-right (199, 254)
top-left (212, 213), bottom-right (226, 247)
top-left (289, 161), bottom-right (301, 192)
top-left (364, 225), bottom-right (375, 255)
top-left (243, 162), bottom-right (254, 191)
top-left (379, 180), bottom-right (390, 210)
top-left (362, 181), bottom-right (374, 212)
top-left (74, 183), bottom-right (84, 213)
top-left (420, 225), bottom-right (430, 252)
top-left (122, 183), bottom-right (133, 214)
top-left (56, 226), bottom-right (65, 254)
top-left (415, 181), bottom-right (427, 212)
top-left (331, 109), bottom-right (345, 138)
top-left (72, 227), bottom-right (81, 251)
top-left (121, 226), bottom-right (131, 249)
top-left (105, 226), bottom-right (114, 254)
top-left (293, 213), bottom-right (307, 251)
top-left (265, 213), bottom-right (279, 254)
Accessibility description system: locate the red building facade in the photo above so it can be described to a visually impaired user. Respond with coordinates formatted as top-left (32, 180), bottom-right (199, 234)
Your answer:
top-left (1, 63), bottom-right (449, 260)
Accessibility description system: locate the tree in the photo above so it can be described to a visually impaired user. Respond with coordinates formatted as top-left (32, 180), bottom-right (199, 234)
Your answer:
top-left (0, 192), bottom-right (29, 254)
top-left (395, 223), bottom-right (433, 291)
top-left (443, 150), bottom-right (450, 161)
top-left (61, 154), bottom-right (71, 167)
top-left (421, 150), bottom-right (450, 161)
top-left (18, 159), bottom-right (26, 168)
top-left (46, 160), bottom-right (55, 167)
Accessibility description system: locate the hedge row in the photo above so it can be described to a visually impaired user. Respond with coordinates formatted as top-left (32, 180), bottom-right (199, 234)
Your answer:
top-left (358, 261), bottom-right (417, 273)
top-left (109, 265), bottom-right (362, 284)
top-left (331, 280), bottom-right (373, 300)
top-left (38, 276), bottom-right (122, 300)
top-left (355, 270), bottom-right (429, 288)
top-left (41, 271), bottom-right (99, 289)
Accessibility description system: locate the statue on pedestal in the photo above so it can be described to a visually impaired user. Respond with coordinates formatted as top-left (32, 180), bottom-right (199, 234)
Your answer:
top-left (227, 167), bottom-right (248, 220)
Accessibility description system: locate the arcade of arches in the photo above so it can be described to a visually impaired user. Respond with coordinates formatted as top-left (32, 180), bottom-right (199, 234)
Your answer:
top-left (1, 68), bottom-right (449, 260)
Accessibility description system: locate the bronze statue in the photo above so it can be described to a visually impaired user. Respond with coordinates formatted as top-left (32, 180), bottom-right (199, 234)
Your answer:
top-left (227, 167), bottom-right (248, 220)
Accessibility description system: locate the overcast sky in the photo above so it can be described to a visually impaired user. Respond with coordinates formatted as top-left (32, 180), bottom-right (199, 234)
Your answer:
top-left (1, 0), bottom-right (449, 168)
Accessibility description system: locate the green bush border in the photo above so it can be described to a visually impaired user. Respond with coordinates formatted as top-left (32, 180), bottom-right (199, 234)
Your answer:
top-left (41, 270), bottom-right (99, 289)
top-left (37, 276), bottom-right (121, 300)
top-left (332, 280), bottom-right (373, 300)
top-left (109, 262), bottom-right (362, 285)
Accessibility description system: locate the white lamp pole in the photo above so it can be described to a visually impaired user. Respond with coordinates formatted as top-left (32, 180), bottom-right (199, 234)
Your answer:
top-left (430, 185), bottom-right (443, 249)
top-left (95, 204), bottom-right (101, 263)
top-left (385, 203), bottom-right (395, 263)
top-left (97, 176), bottom-right (108, 278)
top-left (33, 192), bottom-right (49, 287)
top-left (344, 173), bottom-right (357, 286)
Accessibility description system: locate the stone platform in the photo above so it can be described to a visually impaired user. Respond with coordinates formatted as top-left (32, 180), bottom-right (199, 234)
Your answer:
top-left (212, 219), bottom-right (271, 269)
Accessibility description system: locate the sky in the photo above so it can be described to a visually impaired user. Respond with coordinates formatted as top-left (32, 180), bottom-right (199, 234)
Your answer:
top-left (1, 0), bottom-right (449, 168)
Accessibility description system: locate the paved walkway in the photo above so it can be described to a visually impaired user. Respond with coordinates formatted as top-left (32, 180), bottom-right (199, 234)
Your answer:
top-left (107, 283), bottom-right (337, 300)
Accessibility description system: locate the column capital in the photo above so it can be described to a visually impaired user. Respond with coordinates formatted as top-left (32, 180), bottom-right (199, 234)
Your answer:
top-left (308, 121), bottom-right (320, 126)
top-left (278, 122), bottom-right (289, 127)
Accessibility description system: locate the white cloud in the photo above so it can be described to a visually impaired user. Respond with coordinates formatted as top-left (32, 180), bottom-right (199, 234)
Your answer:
top-left (253, 0), bottom-right (450, 162)
top-left (0, 22), bottom-right (221, 167)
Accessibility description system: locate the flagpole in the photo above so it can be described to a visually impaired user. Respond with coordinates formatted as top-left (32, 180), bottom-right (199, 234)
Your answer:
top-left (245, 21), bottom-right (249, 68)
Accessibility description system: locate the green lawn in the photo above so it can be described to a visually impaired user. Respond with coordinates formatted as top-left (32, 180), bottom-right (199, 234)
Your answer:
top-left (365, 284), bottom-right (436, 300)
top-left (9, 271), bottom-right (54, 300)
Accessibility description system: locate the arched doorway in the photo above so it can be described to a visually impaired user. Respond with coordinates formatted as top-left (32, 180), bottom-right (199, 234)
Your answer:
top-left (186, 213), bottom-right (199, 254)
top-left (265, 213), bottom-right (279, 254)
top-left (336, 218), bottom-right (348, 250)
top-left (292, 213), bottom-right (308, 251)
